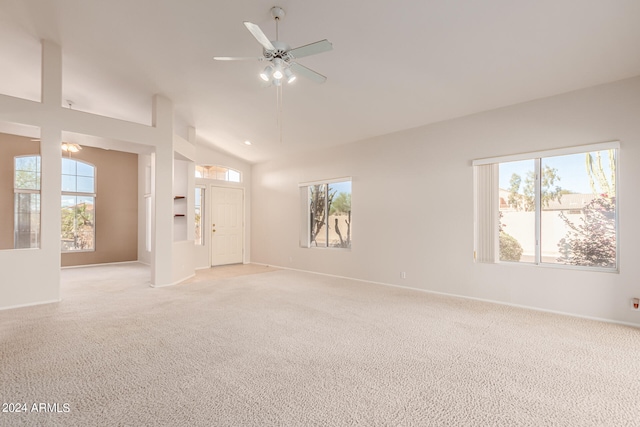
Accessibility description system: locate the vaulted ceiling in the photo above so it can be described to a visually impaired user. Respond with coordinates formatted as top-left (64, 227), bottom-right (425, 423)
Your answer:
top-left (1, 0), bottom-right (640, 163)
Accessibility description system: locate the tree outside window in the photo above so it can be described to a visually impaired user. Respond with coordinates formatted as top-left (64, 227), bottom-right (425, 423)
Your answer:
top-left (61, 158), bottom-right (96, 252)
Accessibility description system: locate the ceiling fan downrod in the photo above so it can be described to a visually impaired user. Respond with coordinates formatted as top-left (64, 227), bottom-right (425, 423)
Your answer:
top-left (271, 6), bottom-right (285, 41)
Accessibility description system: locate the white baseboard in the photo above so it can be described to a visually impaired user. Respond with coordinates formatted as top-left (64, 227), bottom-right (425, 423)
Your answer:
top-left (0, 298), bottom-right (61, 311)
top-left (150, 273), bottom-right (195, 288)
top-left (61, 260), bottom-right (142, 269)
top-left (252, 263), bottom-right (640, 329)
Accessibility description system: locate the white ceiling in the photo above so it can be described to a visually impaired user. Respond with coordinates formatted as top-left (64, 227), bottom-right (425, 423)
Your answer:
top-left (1, 0), bottom-right (640, 163)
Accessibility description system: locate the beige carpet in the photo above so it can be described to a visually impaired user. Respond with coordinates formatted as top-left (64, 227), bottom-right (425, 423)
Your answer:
top-left (1, 263), bottom-right (639, 426)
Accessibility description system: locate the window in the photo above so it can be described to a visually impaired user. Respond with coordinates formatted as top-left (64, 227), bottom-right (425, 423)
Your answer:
top-left (195, 186), bottom-right (204, 245)
top-left (196, 165), bottom-right (241, 183)
top-left (14, 156), bottom-right (41, 249)
top-left (61, 158), bottom-right (96, 252)
top-left (300, 178), bottom-right (352, 249)
top-left (145, 196), bottom-right (152, 252)
top-left (474, 142), bottom-right (618, 271)
top-left (144, 165), bottom-right (151, 252)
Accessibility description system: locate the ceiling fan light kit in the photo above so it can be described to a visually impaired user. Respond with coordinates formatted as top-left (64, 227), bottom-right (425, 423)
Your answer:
top-left (272, 58), bottom-right (284, 80)
top-left (284, 68), bottom-right (296, 83)
top-left (61, 142), bottom-right (82, 153)
top-left (214, 6), bottom-right (332, 86)
top-left (259, 66), bottom-right (273, 82)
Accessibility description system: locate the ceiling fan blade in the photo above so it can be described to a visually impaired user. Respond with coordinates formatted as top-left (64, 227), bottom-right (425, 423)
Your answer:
top-left (289, 39), bottom-right (333, 59)
top-left (243, 21), bottom-right (275, 51)
top-left (214, 56), bottom-right (263, 61)
top-left (290, 62), bottom-right (327, 84)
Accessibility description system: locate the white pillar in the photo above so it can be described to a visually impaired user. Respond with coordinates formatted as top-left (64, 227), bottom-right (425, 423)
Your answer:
top-left (40, 39), bottom-right (63, 299)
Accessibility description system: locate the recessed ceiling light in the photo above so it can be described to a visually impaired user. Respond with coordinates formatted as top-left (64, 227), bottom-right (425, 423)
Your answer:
top-left (244, 140), bottom-right (252, 146)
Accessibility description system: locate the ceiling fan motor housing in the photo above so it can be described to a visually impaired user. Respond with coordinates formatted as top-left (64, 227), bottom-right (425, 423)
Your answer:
top-left (264, 40), bottom-right (292, 62)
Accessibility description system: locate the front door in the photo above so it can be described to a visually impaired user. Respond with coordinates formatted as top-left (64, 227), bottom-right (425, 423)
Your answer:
top-left (210, 186), bottom-right (243, 266)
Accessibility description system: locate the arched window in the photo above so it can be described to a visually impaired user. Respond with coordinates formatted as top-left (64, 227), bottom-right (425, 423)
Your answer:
top-left (14, 155), bottom-right (41, 249)
top-left (195, 165), bottom-right (241, 183)
top-left (61, 158), bottom-right (96, 252)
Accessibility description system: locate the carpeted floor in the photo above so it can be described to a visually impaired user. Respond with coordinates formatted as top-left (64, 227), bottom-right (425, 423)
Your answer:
top-left (1, 262), bottom-right (639, 426)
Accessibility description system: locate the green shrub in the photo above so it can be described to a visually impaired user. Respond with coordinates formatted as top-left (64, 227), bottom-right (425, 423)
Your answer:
top-left (499, 232), bottom-right (523, 261)
top-left (557, 197), bottom-right (616, 267)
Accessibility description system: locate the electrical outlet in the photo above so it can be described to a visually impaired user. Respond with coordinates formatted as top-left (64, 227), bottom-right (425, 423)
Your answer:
top-left (401, 272), bottom-right (406, 279)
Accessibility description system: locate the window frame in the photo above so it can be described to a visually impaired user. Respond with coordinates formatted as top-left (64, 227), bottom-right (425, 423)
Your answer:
top-left (473, 141), bottom-right (619, 272)
top-left (299, 177), bottom-right (352, 250)
top-left (195, 186), bottom-right (205, 246)
top-left (61, 158), bottom-right (97, 253)
top-left (13, 155), bottom-right (42, 249)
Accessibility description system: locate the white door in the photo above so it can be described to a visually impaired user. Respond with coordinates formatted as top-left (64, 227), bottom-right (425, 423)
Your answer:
top-left (211, 186), bottom-right (244, 266)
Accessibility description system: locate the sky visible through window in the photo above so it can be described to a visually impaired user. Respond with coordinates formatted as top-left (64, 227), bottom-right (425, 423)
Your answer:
top-left (498, 150), bottom-right (614, 195)
top-left (330, 181), bottom-right (351, 195)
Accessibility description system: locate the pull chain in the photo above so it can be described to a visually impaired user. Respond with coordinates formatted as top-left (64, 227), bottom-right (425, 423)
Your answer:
top-left (276, 84), bottom-right (283, 143)
top-left (275, 11), bottom-right (282, 142)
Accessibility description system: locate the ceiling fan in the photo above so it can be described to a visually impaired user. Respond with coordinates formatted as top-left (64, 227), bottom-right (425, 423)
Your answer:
top-left (214, 6), bottom-right (332, 85)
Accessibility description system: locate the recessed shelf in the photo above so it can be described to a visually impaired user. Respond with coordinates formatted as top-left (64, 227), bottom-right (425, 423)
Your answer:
top-left (174, 196), bottom-right (186, 217)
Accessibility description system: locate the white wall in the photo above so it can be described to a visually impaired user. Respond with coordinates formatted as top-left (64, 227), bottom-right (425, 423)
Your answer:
top-left (251, 76), bottom-right (640, 326)
top-left (0, 41), bottom-right (63, 309)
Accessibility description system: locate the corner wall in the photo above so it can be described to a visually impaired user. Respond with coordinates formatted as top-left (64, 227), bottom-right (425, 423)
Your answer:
top-left (251, 76), bottom-right (640, 326)
top-left (0, 40), bottom-right (184, 309)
